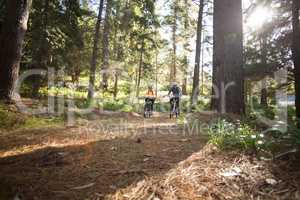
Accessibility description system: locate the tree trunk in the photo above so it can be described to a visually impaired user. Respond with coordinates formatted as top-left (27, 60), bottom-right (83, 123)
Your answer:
top-left (170, 0), bottom-right (178, 83)
top-left (292, 0), bottom-right (300, 126)
top-left (136, 39), bottom-right (144, 98)
top-left (260, 36), bottom-right (268, 107)
top-left (201, 42), bottom-right (205, 95)
top-left (113, 72), bottom-right (118, 100)
top-left (101, 0), bottom-right (112, 91)
top-left (0, 0), bottom-right (32, 102)
top-left (31, 0), bottom-right (49, 98)
top-left (260, 78), bottom-right (268, 107)
top-left (181, 0), bottom-right (190, 96)
top-left (182, 56), bottom-right (188, 95)
top-left (155, 32), bottom-right (159, 96)
top-left (212, 0), bottom-right (245, 114)
top-left (87, 0), bottom-right (104, 100)
top-left (191, 0), bottom-right (204, 106)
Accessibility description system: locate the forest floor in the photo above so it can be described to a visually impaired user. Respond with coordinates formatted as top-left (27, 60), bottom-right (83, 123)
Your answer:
top-left (0, 111), bottom-right (299, 200)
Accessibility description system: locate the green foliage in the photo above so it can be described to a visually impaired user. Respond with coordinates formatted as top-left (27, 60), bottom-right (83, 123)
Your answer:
top-left (40, 86), bottom-right (87, 99)
top-left (247, 99), bottom-right (277, 120)
top-left (0, 105), bottom-right (63, 130)
top-left (208, 119), bottom-right (264, 151)
top-left (97, 100), bottom-right (134, 112)
top-left (0, 107), bottom-right (26, 130)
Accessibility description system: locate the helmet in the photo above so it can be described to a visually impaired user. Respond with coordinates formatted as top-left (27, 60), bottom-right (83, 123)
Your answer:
top-left (171, 82), bottom-right (177, 87)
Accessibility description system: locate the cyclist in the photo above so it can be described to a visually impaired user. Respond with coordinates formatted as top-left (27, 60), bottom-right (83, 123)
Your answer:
top-left (168, 82), bottom-right (182, 116)
top-left (144, 85), bottom-right (156, 113)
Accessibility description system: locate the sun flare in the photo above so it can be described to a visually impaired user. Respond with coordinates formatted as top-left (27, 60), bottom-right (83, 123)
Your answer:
top-left (246, 7), bottom-right (273, 29)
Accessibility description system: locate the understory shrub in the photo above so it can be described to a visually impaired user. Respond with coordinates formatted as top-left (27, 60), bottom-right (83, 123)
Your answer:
top-left (208, 119), bottom-right (264, 151)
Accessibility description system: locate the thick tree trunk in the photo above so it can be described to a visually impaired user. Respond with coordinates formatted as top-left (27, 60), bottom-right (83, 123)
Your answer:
top-left (101, 0), bottom-right (112, 91)
top-left (212, 0), bottom-right (245, 114)
top-left (87, 0), bottom-right (104, 100)
top-left (292, 0), bottom-right (300, 126)
top-left (191, 0), bottom-right (204, 106)
top-left (0, 0), bottom-right (32, 102)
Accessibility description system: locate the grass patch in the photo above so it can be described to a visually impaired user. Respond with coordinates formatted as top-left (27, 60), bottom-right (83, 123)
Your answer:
top-left (0, 104), bottom-right (64, 131)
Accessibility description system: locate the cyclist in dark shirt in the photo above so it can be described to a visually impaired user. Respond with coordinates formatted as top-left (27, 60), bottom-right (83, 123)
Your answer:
top-left (168, 82), bottom-right (182, 115)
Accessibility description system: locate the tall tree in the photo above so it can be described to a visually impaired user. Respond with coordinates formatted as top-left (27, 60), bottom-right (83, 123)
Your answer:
top-left (212, 0), bottom-right (245, 114)
top-left (292, 0), bottom-right (300, 126)
top-left (170, 0), bottom-right (179, 83)
top-left (25, 0), bottom-right (85, 97)
top-left (87, 0), bottom-right (105, 100)
top-left (191, 0), bottom-right (205, 106)
top-left (30, 0), bottom-right (50, 97)
top-left (136, 37), bottom-right (144, 97)
top-left (260, 35), bottom-right (268, 107)
top-left (181, 0), bottom-right (192, 95)
top-left (0, 0), bottom-right (32, 101)
top-left (100, 0), bottom-right (113, 91)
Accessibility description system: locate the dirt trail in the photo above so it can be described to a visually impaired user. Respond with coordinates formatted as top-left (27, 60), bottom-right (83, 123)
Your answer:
top-left (0, 112), bottom-right (207, 200)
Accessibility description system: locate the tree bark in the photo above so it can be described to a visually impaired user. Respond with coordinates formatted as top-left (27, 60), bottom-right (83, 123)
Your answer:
top-left (87, 0), bottom-right (104, 100)
top-left (0, 0), bottom-right (32, 102)
top-left (212, 0), bottom-right (245, 114)
top-left (191, 0), bottom-right (204, 106)
top-left (201, 41), bottom-right (205, 95)
top-left (292, 0), bottom-right (300, 126)
top-left (260, 79), bottom-right (268, 107)
top-left (181, 0), bottom-right (190, 96)
top-left (136, 39), bottom-right (144, 98)
top-left (170, 0), bottom-right (178, 83)
top-left (31, 0), bottom-right (49, 98)
top-left (113, 72), bottom-right (118, 100)
top-left (260, 36), bottom-right (268, 107)
top-left (182, 56), bottom-right (188, 95)
top-left (100, 0), bottom-right (112, 91)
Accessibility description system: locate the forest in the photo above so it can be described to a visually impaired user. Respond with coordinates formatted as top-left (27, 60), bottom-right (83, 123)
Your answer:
top-left (0, 0), bottom-right (300, 199)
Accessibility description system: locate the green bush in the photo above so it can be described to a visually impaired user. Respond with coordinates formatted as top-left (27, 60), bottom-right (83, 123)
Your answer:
top-left (208, 119), bottom-right (264, 151)
top-left (0, 108), bottom-right (26, 129)
top-left (0, 104), bottom-right (64, 130)
top-left (287, 106), bottom-right (296, 123)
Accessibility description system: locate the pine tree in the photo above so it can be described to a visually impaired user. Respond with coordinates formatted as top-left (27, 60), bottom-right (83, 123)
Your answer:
top-left (0, 0), bottom-right (32, 101)
top-left (191, 0), bottom-right (205, 106)
top-left (292, 0), bottom-right (300, 126)
top-left (87, 0), bottom-right (105, 100)
top-left (100, 0), bottom-right (113, 91)
top-left (212, 0), bottom-right (245, 114)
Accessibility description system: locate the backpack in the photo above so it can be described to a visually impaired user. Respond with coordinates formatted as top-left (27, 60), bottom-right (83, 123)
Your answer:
top-left (171, 85), bottom-right (180, 96)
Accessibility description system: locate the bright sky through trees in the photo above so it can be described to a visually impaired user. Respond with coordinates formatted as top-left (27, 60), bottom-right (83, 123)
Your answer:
top-left (246, 7), bottom-right (274, 30)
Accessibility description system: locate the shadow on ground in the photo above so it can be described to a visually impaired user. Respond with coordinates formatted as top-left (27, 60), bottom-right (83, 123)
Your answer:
top-left (0, 129), bottom-right (207, 199)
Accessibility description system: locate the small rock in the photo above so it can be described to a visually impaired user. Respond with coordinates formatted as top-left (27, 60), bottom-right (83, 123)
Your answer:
top-left (110, 185), bottom-right (117, 190)
top-left (266, 178), bottom-right (277, 185)
top-left (136, 138), bottom-right (142, 143)
top-left (110, 146), bottom-right (117, 151)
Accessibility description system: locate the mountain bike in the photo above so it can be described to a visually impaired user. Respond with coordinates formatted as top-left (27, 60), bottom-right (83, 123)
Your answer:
top-left (144, 97), bottom-right (155, 118)
top-left (170, 97), bottom-right (179, 119)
